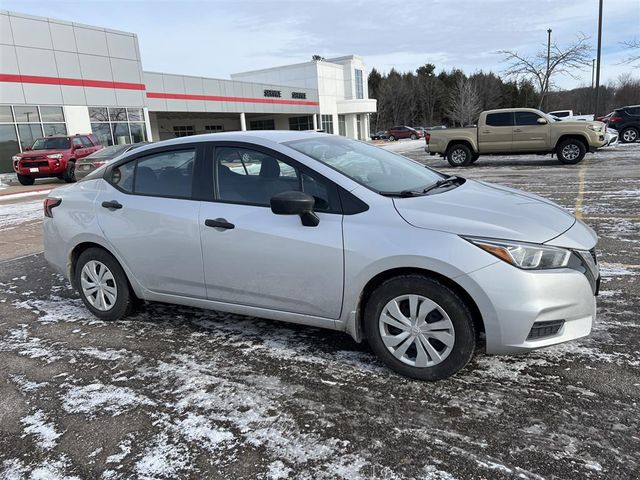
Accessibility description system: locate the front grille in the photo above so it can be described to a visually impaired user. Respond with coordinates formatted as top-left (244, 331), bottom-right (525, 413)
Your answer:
top-left (22, 156), bottom-right (45, 161)
top-left (23, 161), bottom-right (49, 168)
top-left (527, 320), bottom-right (565, 340)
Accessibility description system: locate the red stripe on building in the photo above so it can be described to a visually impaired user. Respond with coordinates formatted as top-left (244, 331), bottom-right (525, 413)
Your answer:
top-left (0, 73), bottom-right (146, 90)
top-left (146, 91), bottom-right (319, 106)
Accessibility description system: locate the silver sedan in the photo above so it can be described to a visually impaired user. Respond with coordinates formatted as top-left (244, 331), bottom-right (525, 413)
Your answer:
top-left (43, 131), bottom-right (599, 380)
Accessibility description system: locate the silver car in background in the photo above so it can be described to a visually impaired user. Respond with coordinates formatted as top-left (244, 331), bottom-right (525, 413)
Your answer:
top-left (43, 131), bottom-right (599, 380)
top-left (75, 142), bottom-right (150, 179)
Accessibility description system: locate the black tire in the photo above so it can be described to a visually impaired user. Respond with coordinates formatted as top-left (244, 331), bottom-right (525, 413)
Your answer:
top-left (75, 247), bottom-right (135, 321)
top-left (556, 138), bottom-right (586, 164)
top-left (470, 153), bottom-right (480, 164)
top-left (446, 143), bottom-right (473, 167)
top-left (62, 160), bottom-right (76, 183)
top-left (17, 174), bottom-right (35, 186)
top-left (364, 275), bottom-right (476, 381)
top-left (410, 134), bottom-right (417, 140)
top-left (620, 127), bottom-right (638, 143)
top-left (388, 135), bottom-right (396, 141)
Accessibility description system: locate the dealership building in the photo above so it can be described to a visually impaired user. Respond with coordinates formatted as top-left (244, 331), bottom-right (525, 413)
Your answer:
top-left (0, 10), bottom-right (377, 173)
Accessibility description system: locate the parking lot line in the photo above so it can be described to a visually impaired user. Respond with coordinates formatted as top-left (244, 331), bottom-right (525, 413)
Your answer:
top-left (574, 161), bottom-right (588, 219)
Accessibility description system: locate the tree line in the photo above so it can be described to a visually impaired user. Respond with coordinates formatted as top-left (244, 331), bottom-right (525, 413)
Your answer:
top-left (368, 65), bottom-right (640, 131)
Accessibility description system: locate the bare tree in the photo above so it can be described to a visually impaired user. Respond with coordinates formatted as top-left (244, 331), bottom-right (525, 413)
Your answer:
top-left (621, 39), bottom-right (640, 67)
top-left (446, 77), bottom-right (482, 127)
top-left (498, 34), bottom-right (592, 109)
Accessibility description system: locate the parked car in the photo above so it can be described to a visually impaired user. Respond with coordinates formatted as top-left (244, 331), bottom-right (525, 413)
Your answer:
top-left (76, 143), bottom-right (150, 179)
top-left (426, 108), bottom-right (607, 166)
top-left (596, 112), bottom-right (613, 123)
top-left (604, 127), bottom-right (619, 147)
top-left (607, 105), bottom-right (640, 143)
top-left (547, 109), bottom-right (594, 121)
top-left (370, 131), bottom-right (388, 140)
top-left (385, 126), bottom-right (422, 141)
top-left (12, 134), bottom-right (103, 185)
top-left (44, 131), bottom-right (599, 381)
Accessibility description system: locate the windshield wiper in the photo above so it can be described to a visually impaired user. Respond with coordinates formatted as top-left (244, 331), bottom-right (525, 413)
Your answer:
top-left (422, 176), bottom-right (464, 194)
top-left (378, 190), bottom-right (424, 197)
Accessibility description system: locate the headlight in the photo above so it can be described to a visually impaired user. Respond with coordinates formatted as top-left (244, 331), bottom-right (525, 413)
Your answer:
top-left (464, 237), bottom-right (572, 270)
top-left (46, 153), bottom-right (64, 159)
top-left (588, 124), bottom-right (603, 132)
top-left (12, 155), bottom-right (21, 161)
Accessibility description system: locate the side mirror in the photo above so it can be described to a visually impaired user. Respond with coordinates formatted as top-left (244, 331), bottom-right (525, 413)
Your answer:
top-left (537, 117), bottom-right (548, 125)
top-left (270, 191), bottom-right (319, 227)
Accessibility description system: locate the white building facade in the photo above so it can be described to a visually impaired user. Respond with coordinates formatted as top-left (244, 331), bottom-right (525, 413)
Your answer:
top-left (0, 10), bottom-right (376, 173)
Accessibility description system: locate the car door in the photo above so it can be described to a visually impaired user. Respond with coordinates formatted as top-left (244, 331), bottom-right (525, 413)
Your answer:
top-left (198, 142), bottom-right (344, 319)
top-left (95, 144), bottom-right (206, 298)
top-left (79, 136), bottom-right (96, 158)
top-left (513, 111), bottom-right (551, 151)
top-left (478, 112), bottom-right (514, 153)
top-left (71, 137), bottom-right (86, 158)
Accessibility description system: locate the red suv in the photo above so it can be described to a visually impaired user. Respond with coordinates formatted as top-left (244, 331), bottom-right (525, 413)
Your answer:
top-left (12, 134), bottom-right (103, 185)
top-left (384, 126), bottom-right (422, 141)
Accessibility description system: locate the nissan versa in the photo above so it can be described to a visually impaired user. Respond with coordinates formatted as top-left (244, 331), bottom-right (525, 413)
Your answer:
top-left (43, 132), bottom-right (599, 380)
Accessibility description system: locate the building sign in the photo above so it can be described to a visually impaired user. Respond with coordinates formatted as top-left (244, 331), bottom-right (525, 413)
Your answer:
top-left (263, 89), bottom-right (282, 98)
top-left (292, 92), bottom-right (307, 99)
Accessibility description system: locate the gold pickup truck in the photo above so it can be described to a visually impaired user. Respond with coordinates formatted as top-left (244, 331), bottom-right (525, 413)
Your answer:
top-left (425, 108), bottom-right (607, 166)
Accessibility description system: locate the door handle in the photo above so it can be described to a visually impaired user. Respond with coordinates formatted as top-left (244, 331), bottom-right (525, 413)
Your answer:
top-left (513, 128), bottom-right (522, 132)
top-left (205, 218), bottom-right (235, 230)
top-left (101, 200), bottom-right (123, 210)
top-left (482, 130), bottom-right (490, 134)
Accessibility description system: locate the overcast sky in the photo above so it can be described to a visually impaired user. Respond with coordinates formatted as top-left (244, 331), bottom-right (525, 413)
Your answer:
top-left (4, 0), bottom-right (640, 89)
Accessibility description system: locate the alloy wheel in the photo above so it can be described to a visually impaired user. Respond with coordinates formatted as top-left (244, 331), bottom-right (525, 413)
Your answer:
top-left (451, 148), bottom-right (467, 164)
top-left (623, 129), bottom-right (637, 142)
top-left (378, 294), bottom-right (455, 367)
top-left (80, 260), bottom-right (117, 311)
top-left (561, 143), bottom-right (580, 161)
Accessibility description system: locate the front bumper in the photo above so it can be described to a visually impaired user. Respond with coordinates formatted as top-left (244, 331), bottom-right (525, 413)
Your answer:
top-left (15, 159), bottom-right (65, 177)
top-left (457, 258), bottom-right (598, 355)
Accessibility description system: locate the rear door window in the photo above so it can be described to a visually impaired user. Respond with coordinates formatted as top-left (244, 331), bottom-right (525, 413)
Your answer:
top-left (486, 112), bottom-right (514, 127)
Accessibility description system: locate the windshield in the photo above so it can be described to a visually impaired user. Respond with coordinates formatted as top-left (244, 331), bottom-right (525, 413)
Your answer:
top-left (31, 137), bottom-right (71, 150)
top-left (285, 136), bottom-right (443, 193)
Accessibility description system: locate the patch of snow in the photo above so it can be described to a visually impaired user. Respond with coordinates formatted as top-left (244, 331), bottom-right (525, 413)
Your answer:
top-left (173, 413), bottom-right (234, 451)
top-left (62, 383), bottom-right (155, 416)
top-left (135, 432), bottom-right (190, 479)
top-left (266, 460), bottom-right (292, 479)
top-left (106, 438), bottom-right (132, 464)
top-left (21, 410), bottom-right (62, 450)
top-left (0, 200), bottom-right (42, 231)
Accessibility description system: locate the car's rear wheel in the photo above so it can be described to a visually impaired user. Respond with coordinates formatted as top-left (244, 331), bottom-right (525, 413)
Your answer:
top-left (388, 135), bottom-right (396, 141)
top-left (62, 160), bottom-right (76, 183)
top-left (557, 138), bottom-right (586, 164)
top-left (364, 275), bottom-right (476, 381)
top-left (620, 127), bottom-right (638, 143)
top-left (446, 144), bottom-right (473, 167)
top-left (75, 248), bottom-right (135, 321)
top-left (17, 174), bottom-right (35, 186)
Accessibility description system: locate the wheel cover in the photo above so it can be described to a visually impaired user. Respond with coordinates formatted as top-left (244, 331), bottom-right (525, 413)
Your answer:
top-left (623, 129), bottom-right (637, 142)
top-left (561, 144), bottom-right (580, 160)
top-left (80, 260), bottom-right (117, 311)
top-left (378, 294), bottom-right (455, 368)
top-left (451, 148), bottom-right (467, 164)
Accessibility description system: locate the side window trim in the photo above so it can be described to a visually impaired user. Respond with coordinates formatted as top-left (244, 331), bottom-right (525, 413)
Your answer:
top-left (206, 141), bottom-right (343, 214)
top-left (105, 143), bottom-right (203, 201)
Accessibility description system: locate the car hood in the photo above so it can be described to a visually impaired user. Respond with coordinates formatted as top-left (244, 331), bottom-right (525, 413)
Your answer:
top-left (17, 149), bottom-right (67, 157)
top-left (393, 179), bottom-right (576, 244)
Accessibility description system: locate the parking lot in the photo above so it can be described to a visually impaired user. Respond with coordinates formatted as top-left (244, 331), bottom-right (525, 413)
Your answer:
top-left (0, 143), bottom-right (638, 479)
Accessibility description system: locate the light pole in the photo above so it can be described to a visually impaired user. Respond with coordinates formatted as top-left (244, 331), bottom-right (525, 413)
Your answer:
top-left (591, 58), bottom-right (596, 88)
top-left (594, 0), bottom-right (603, 118)
top-left (545, 28), bottom-right (552, 112)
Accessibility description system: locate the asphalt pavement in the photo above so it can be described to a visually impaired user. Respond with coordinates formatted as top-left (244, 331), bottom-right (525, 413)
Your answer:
top-left (0, 143), bottom-right (638, 479)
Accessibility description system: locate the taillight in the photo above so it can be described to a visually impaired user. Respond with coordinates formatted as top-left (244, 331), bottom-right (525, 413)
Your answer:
top-left (424, 132), bottom-right (431, 143)
top-left (608, 115), bottom-right (622, 123)
top-left (93, 161), bottom-right (105, 167)
top-left (44, 198), bottom-right (62, 218)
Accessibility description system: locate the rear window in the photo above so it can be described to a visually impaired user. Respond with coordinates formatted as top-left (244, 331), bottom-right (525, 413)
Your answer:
top-left (626, 106), bottom-right (640, 115)
top-left (88, 145), bottom-right (130, 159)
top-left (31, 137), bottom-right (71, 150)
top-left (486, 112), bottom-right (514, 127)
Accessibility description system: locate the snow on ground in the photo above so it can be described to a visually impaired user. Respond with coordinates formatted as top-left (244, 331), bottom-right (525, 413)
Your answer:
top-left (0, 200), bottom-right (42, 231)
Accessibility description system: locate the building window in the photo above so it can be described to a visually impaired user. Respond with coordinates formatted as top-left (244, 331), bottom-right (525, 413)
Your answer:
top-left (288, 116), bottom-right (313, 131)
top-left (0, 105), bottom-right (68, 172)
top-left (173, 126), bottom-right (195, 137)
top-left (338, 115), bottom-right (346, 136)
top-left (355, 69), bottom-right (364, 99)
top-left (89, 106), bottom-right (147, 146)
top-left (321, 115), bottom-right (334, 134)
top-left (249, 119), bottom-right (275, 130)
top-left (205, 125), bottom-right (224, 133)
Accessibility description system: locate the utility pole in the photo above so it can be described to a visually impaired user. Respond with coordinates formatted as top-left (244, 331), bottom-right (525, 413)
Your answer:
top-left (591, 58), bottom-right (596, 88)
top-left (593, 0), bottom-right (603, 118)
top-left (545, 28), bottom-right (552, 112)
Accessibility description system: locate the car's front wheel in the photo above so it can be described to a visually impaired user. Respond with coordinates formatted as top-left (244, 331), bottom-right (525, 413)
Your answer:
top-left (388, 135), bottom-right (396, 141)
top-left (364, 275), bottom-right (476, 381)
top-left (62, 160), bottom-right (76, 183)
top-left (75, 248), bottom-right (135, 321)
top-left (557, 138), bottom-right (586, 164)
top-left (620, 127), bottom-right (638, 143)
top-left (17, 174), bottom-right (35, 186)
